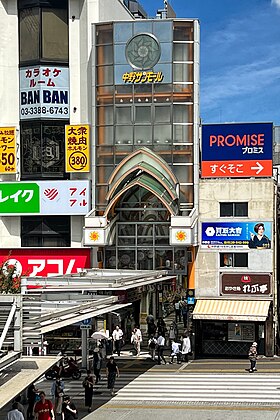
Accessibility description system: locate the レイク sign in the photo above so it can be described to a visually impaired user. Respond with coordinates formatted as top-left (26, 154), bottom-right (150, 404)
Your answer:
top-left (20, 66), bottom-right (69, 120)
top-left (0, 248), bottom-right (91, 278)
top-left (201, 123), bottom-right (273, 178)
top-left (0, 181), bottom-right (90, 215)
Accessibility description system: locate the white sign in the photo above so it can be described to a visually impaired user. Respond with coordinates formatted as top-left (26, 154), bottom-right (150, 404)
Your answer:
top-left (83, 228), bottom-right (106, 246)
top-left (169, 227), bottom-right (192, 245)
top-left (20, 66), bottom-right (69, 120)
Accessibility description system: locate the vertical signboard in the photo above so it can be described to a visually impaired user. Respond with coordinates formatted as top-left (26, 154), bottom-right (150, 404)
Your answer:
top-left (202, 123), bottom-right (273, 178)
top-left (65, 124), bottom-right (90, 172)
top-left (20, 66), bottom-right (69, 119)
top-left (0, 127), bottom-right (16, 173)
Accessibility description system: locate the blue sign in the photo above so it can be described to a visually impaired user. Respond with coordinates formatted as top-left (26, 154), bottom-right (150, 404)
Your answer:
top-left (202, 123), bottom-right (273, 161)
top-left (187, 297), bottom-right (195, 305)
top-left (82, 318), bottom-right (91, 325)
top-left (201, 221), bottom-right (272, 249)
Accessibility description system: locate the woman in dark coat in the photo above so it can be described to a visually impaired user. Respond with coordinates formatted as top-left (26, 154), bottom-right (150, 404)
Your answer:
top-left (106, 356), bottom-right (119, 396)
top-left (93, 347), bottom-right (102, 384)
top-left (82, 370), bottom-right (94, 412)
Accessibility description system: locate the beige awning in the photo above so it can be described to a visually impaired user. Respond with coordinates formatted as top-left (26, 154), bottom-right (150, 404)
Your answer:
top-left (192, 299), bottom-right (271, 321)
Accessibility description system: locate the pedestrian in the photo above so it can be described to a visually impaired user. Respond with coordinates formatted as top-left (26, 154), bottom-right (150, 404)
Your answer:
top-left (248, 341), bottom-right (258, 373)
top-left (131, 327), bottom-right (142, 356)
top-left (181, 300), bottom-right (188, 328)
top-left (51, 376), bottom-right (65, 416)
top-left (170, 339), bottom-right (181, 364)
top-left (34, 391), bottom-right (54, 420)
top-left (27, 383), bottom-right (38, 420)
top-left (156, 317), bottom-right (166, 337)
top-left (174, 300), bottom-right (181, 323)
top-left (181, 334), bottom-right (191, 362)
top-left (82, 370), bottom-right (94, 413)
top-left (148, 336), bottom-right (157, 361)
top-left (146, 314), bottom-right (156, 338)
top-left (112, 325), bottom-right (123, 356)
top-left (61, 395), bottom-right (78, 420)
top-left (93, 347), bottom-right (102, 384)
top-left (106, 356), bottom-right (119, 396)
top-left (157, 333), bottom-right (166, 365)
top-left (7, 403), bottom-right (25, 420)
top-left (13, 396), bottom-right (25, 419)
top-left (168, 320), bottom-right (178, 345)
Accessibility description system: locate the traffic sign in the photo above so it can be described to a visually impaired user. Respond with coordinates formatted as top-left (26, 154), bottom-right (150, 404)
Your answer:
top-left (82, 318), bottom-right (91, 325)
top-left (80, 325), bottom-right (91, 330)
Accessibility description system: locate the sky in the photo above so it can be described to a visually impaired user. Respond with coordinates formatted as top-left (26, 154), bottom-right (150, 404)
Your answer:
top-left (140, 0), bottom-right (280, 125)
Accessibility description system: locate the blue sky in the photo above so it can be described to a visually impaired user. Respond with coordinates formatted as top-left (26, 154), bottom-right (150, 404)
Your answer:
top-left (140, 0), bottom-right (280, 125)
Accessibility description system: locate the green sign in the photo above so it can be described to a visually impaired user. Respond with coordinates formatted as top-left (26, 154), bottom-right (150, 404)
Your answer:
top-left (0, 183), bottom-right (39, 213)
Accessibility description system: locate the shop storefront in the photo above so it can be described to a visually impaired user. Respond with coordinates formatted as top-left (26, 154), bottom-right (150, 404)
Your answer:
top-left (193, 298), bottom-right (273, 357)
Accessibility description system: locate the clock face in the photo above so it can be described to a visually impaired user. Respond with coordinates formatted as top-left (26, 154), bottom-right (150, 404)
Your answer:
top-left (125, 33), bottom-right (161, 70)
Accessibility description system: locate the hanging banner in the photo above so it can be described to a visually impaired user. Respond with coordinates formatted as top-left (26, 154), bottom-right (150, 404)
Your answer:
top-left (0, 127), bottom-right (16, 173)
top-left (65, 124), bottom-right (90, 172)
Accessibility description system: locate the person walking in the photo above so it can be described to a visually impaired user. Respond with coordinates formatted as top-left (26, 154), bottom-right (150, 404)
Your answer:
top-left (168, 321), bottom-right (178, 346)
top-left (181, 300), bottom-right (188, 328)
top-left (248, 341), bottom-right (258, 373)
top-left (148, 336), bottom-right (157, 361)
top-left (27, 383), bottom-right (38, 420)
top-left (156, 318), bottom-right (166, 337)
top-left (112, 325), bottom-right (123, 356)
top-left (34, 392), bottom-right (54, 420)
top-left (131, 327), bottom-right (142, 356)
top-left (157, 333), bottom-right (166, 365)
top-left (106, 356), bottom-right (119, 396)
top-left (61, 395), bottom-right (78, 420)
top-left (181, 334), bottom-right (191, 362)
top-left (93, 347), bottom-right (102, 384)
top-left (51, 376), bottom-right (65, 416)
top-left (174, 300), bottom-right (182, 323)
top-left (7, 403), bottom-right (25, 420)
top-left (13, 396), bottom-right (25, 419)
top-left (170, 339), bottom-right (181, 364)
top-left (82, 370), bottom-right (94, 413)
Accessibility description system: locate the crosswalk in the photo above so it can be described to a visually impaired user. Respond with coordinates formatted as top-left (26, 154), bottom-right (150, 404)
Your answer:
top-left (37, 371), bottom-right (280, 407)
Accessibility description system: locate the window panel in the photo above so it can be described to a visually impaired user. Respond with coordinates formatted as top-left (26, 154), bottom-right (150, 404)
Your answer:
top-left (114, 22), bottom-right (133, 43)
top-left (135, 106), bottom-right (151, 124)
top-left (220, 253), bottom-right (248, 268)
top-left (115, 126), bottom-right (133, 144)
top-left (155, 106), bottom-right (171, 123)
top-left (97, 66), bottom-right (113, 85)
top-left (154, 125), bottom-right (172, 144)
top-left (173, 145), bottom-right (193, 163)
top-left (173, 124), bottom-right (193, 143)
top-left (97, 45), bottom-right (113, 65)
top-left (116, 107), bottom-right (132, 124)
top-left (220, 202), bottom-right (248, 217)
top-left (21, 216), bottom-right (70, 247)
top-left (96, 24), bottom-right (113, 45)
top-left (173, 105), bottom-right (191, 123)
top-left (97, 125), bottom-right (114, 145)
top-left (173, 43), bottom-right (193, 62)
top-left (42, 8), bottom-right (68, 61)
top-left (135, 126), bottom-right (152, 144)
top-left (173, 22), bottom-right (194, 41)
top-left (19, 8), bottom-right (40, 62)
top-left (21, 122), bottom-right (65, 178)
top-left (173, 63), bottom-right (193, 83)
top-left (97, 106), bottom-right (114, 125)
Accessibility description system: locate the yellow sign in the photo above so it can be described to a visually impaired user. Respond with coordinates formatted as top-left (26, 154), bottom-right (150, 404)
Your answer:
top-left (122, 71), bottom-right (164, 84)
top-left (65, 124), bottom-right (90, 172)
top-left (0, 127), bottom-right (16, 174)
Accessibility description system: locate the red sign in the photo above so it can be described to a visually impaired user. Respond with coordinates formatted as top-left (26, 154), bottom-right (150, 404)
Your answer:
top-left (0, 248), bottom-right (91, 278)
top-left (202, 160), bottom-right (272, 178)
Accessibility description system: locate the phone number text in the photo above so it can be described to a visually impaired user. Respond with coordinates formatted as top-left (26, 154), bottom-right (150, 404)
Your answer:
top-left (20, 106), bottom-right (69, 116)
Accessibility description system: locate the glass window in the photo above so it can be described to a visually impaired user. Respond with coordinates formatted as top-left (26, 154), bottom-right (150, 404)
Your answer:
top-left (115, 126), bottom-right (133, 144)
top-left (21, 122), bottom-right (66, 178)
top-left (97, 45), bottom-right (113, 65)
top-left (42, 8), bottom-right (68, 61)
top-left (114, 44), bottom-right (127, 65)
top-left (173, 22), bottom-right (194, 42)
top-left (155, 106), bottom-right (171, 123)
top-left (173, 63), bottom-right (193, 83)
top-left (220, 253), bottom-right (248, 268)
top-left (97, 65), bottom-right (113, 85)
top-left (97, 106), bottom-right (114, 125)
top-left (96, 146), bottom-right (114, 165)
top-left (173, 145), bottom-right (193, 163)
top-left (153, 20), bottom-right (172, 42)
top-left (96, 165), bottom-right (114, 183)
top-left (154, 125), bottom-right (172, 144)
top-left (19, 8), bottom-right (40, 62)
top-left (97, 125), bottom-right (114, 145)
top-left (21, 216), bottom-right (70, 247)
top-left (135, 106), bottom-right (151, 124)
top-left (174, 105), bottom-right (190, 123)
top-left (173, 43), bottom-right (193, 62)
top-left (116, 107), bottom-right (132, 124)
top-left (135, 126), bottom-right (152, 144)
top-left (173, 124), bottom-right (193, 143)
top-left (159, 43), bottom-right (172, 63)
top-left (220, 202), bottom-right (248, 217)
top-left (96, 24), bottom-right (113, 45)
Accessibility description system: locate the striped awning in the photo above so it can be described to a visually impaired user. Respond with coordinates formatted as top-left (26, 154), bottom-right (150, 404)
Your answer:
top-left (192, 299), bottom-right (271, 321)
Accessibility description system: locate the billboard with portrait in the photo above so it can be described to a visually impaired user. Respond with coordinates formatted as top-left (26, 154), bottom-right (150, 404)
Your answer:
top-left (201, 221), bottom-right (272, 249)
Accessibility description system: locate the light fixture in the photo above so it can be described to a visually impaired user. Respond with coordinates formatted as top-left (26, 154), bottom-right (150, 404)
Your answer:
top-left (120, 99), bottom-right (123, 103)
top-left (138, 98), bottom-right (141, 102)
